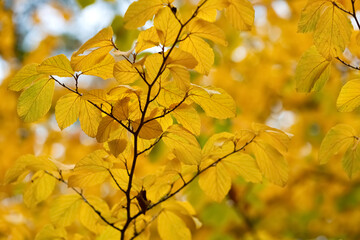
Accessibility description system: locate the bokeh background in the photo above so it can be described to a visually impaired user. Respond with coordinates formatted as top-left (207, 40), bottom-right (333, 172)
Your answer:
top-left (1, 0), bottom-right (360, 239)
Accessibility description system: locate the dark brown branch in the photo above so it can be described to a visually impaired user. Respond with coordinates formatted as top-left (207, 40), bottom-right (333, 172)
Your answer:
top-left (137, 134), bottom-right (164, 156)
top-left (107, 169), bottom-right (126, 193)
top-left (130, 135), bottom-right (256, 221)
top-left (336, 56), bottom-right (360, 70)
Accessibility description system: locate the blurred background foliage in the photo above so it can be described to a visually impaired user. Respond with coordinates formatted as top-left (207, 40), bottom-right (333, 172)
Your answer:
top-left (1, 0), bottom-right (360, 239)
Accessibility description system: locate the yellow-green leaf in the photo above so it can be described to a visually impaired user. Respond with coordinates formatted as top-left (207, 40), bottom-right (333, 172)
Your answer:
top-left (55, 93), bottom-right (81, 130)
top-left (188, 19), bottom-right (227, 46)
top-left (79, 97), bottom-right (102, 137)
top-left (37, 54), bottom-right (74, 77)
top-left (252, 141), bottom-right (288, 187)
top-left (50, 194), bottom-right (82, 227)
top-left (17, 78), bottom-right (55, 122)
top-left (124, 0), bottom-right (163, 29)
top-left (157, 210), bottom-right (191, 240)
top-left (337, 79), bottom-right (360, 112)
top-left (319, 124), bottom-right (357, 164)
top-left (163, 125), bottom-right (201, 165)
top-left (23, 171), bottom-right (56, 208)
top-left (298, 0), bottom-right (329, 33)
top-left (342, 146), bottom-right (360, 179)
top-left (295, 46), bottom-right (331, 92)
top-left (113, 60), bottom-right (139, 84)
top-left (5, 155), bottom-right (57, 184)
top-left (189, 85), bottom-right (236, 119)
top-left (35, 224), bottom-right (67, 240)
top-left (154, 7), bottom-right (181, 46)
top-left (314, 3), bottom-right (352, 58)
top-left (198, 162), bottom-right (231, 202)
top-left (179, 35), bottom-right (213, 74)
top-left (222, 152), bottom-right (262, 183)
top-left (68, 150), bottom-right (112, 188)
top-left (225, 0), bottom-right (254, 31)
top-left (8, 63), bottom-right (46, 91)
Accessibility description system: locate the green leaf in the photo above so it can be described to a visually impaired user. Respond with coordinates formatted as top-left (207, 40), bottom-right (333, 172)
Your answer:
top-left (337, 79), bottom-right (360, 112)
top-left (17, 78), bottom-right (55, 122)
top-left (8, 63), bottom-right (46, 91)
top-left (55, 93), bottom-right (81, 130)
top-left (295, 46), bottom-right (331, 92)
top-left (319, 124), bottom-right (357, 164)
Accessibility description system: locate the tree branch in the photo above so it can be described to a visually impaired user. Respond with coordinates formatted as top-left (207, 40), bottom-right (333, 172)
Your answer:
top-left (44, 171), bottom-right (122, 232)
top-left (336, 56), bottom-right (360, 70)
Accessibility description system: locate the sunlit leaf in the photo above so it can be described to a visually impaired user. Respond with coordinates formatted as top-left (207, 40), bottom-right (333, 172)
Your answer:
top-left (55, 93), bottom-right (81, 130)
top-left (337, 79), bottom-right (360, 112)
top-left (157, 210), bottom-right (191, 240)
top-left (37, 54), bottom-right (74, 77)
top-left (17, 78), bottom-right (55, 122)
top-left (50, 195), bottom-right (82, 227)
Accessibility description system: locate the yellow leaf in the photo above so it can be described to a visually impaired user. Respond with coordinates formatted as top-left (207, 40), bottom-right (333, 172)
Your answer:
top-left (154, 7), bottom-right (181, 46)
top-left (68, 150), bottom-right (112, 188)
top-left (37, 54), bottom-right (74, 77)
top-left (55, 93), bottom-right (81, 130)
top-left (96, 116), bottom-right (119, 143)
top-left (295, 46), bottom-right (331, 92)
top-left (172, 104), bottom-right (201, 135)
top-left (252, 141), bottom-right (288, 187)
top-left (163, 125), bottom-right (201, 165)
top-left (157, 210), bottom-right (191, 240)
top-left (198, 162), bottom-right (231, 202)
top-left (23, 171), bottom-right (56, 208)
top-left (112, 97), bottom-right (130, 120)
top-left (225, 0), bottom-right (254, 31)
top-left (298, 0), bottom-right (329, 33)
top-left (71, 27), bottom-right (114, 72)
top-left (189, 85), bottom-right (236, 119)
top-left (124, 0), bottom-right (163, 29)
top-left (202, 132), bottom-right (234, 158)
top-left (319, 124), bottom-right (357, 164)
top-left (147, 177), bottom-right (172, 202)
top-left (17, 78), bottom-right (55, 122)
top-left (337, 79), bottom-right (360, 112)
top-left (342, 146), bottom-right (360, 178)
top-left (81, 54), bottom-right (115, 80)
top-left (145, 53), bottom-right (163, 84)
top-left (108, 139), bottom-right (128, 157)
top-left (82, 89), bottom-right (109, 106)
top-left (314, 3), bottom-right (353, 58)
top-left (196, 0), bottom-right (227, 22)
top-left (222, 152), bottom-right (262, 183)
top-left (5, 155), bottom-right (57, 184)
top-left (113, 60), bottom-right (139, 84)
top-left (79, 196), bottom-right (110, 233)
top-left (188, 19), bottom-right (227, 46)
top-left (168, 65), bottom-right (191, 91)
top-left (50, 194), bottom-right (82, 227)
top-left (8, 63), bottom-right (46, 91)
top-left (132, 119), bottom-right (163, 140)
top-left (166, 48), bottom-right (198, 69)
top-left (136, 27), bottom-right (160, 53)
top-left (179, 35), bottom-right (213, 74)
top-left (35, 224), bottom-right (67, 240)
top-left (252, 123), bottom-right (291, 153)
top-left (79, 97), bottom-right (102, 137)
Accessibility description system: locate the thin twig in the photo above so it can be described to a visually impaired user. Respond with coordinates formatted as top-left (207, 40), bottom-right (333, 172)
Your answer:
top-left (44, 171), bottom-right (122, 231)
top-left (336, 56), bottom-right (360, 70)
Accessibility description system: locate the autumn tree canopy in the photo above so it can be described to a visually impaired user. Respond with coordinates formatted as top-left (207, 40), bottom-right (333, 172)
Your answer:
top-left (2, 0), bottom-right (360, 239)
